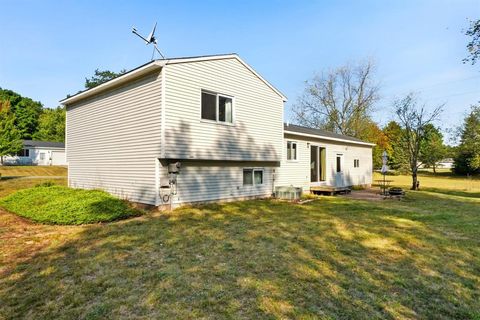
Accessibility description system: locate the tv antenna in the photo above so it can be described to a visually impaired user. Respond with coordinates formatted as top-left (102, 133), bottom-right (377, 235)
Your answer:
top-left (132, 22), bottom-right (166, 60)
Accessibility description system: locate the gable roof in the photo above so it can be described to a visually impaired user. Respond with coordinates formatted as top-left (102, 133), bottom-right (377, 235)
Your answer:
top-left (23, 140), bottom-right (65, 149)
top-left (284, 124), bottom-right (375, 147)
top-left (60, 53), bottom-right (287, 105)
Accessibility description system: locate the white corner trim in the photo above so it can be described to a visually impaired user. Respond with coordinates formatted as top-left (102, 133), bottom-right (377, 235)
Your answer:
top-left (284, 130), bottom-right (376, 147)
top-left (161, 66), bottom-right (166, 158)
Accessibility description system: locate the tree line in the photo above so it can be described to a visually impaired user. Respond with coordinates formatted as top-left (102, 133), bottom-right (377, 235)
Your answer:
top-left (0, 88), bottom-right (66, 162)
top-left (0, 69), bottom-right (124, 162)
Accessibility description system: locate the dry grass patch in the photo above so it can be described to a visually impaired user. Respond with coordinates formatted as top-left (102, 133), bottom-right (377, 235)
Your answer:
top-left (0, 165), bottom-right (67, 177)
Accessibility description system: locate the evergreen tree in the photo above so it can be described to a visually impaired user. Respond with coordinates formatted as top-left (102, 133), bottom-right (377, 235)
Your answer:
top-left (454, 106), bottom-right (480, 175)
top-left (85, 69), bottom-right (127, 89)
top-left (419, 124), bottom-right (446, 173)
top-left (383, 121), bottom-right (409, 172)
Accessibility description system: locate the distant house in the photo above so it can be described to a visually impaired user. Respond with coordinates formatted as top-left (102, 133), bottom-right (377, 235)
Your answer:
top-left (3, 140), bottom-right (66, 166)
top-left (437, 158), bottom-right (454, 169)
top-left (61, 54), bottom-right (373, 207)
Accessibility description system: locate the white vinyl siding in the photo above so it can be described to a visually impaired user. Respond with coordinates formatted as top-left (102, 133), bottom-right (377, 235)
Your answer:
top-left (158, 161), bottom-right (274, 205)
top-left (66, 70), bottom-right (163, 205)
top-left (163, 58), bottom-right (284, 162)
top-left (277, 134), bottom-right (373, 191)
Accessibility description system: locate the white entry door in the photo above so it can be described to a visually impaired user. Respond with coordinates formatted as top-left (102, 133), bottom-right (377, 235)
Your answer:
top-left (334, 154), bottom-right (345, 187)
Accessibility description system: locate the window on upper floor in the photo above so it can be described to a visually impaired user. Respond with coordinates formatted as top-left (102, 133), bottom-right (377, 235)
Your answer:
top-left (201, 90), bottom-right (233, 124)
top-left (287, 141), bottom-right (297, 160)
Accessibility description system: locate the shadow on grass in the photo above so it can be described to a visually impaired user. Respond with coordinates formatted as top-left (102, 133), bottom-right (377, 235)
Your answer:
top-left (0, 196), bottom-right (479, 319)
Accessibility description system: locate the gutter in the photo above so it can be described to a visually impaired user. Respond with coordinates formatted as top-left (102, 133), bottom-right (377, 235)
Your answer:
top-left (284, 130), bottom-right (376, 147)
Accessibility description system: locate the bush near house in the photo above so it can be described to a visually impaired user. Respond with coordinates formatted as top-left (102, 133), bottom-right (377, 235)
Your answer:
top-left (0, 185), bottom-right (142, 225)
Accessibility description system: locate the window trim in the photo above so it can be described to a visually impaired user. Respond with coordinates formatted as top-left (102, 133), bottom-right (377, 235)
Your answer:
top-left (243, 168), bottom-right (264, 186)
top-left (354, 159), bottom-right (360, 168)
top-left (336, 154), bottom-right (344, 173)
top-left (286, 140), bottom-right (298, 162)
top-left (200, 89), bottom-right (235, 125)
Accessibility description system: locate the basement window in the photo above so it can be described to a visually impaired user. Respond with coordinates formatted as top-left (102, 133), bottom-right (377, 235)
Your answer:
top-left (201, 90), bottom-right (233, 124)
top-left (243, 169), bottom-right (264, 186)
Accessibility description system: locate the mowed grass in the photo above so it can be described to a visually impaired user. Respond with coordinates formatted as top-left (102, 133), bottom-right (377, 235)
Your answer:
top-left (0, 165), bottom-right (67, 177)
top-left (1, 187), bottom-right (479, 319)
top-left (0, 185), bottom-right (142, 225)
top-left (374, 169), bottom-right (480, 196)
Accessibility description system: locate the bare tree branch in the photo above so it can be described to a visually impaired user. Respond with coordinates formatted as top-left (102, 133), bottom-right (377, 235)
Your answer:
top-left (292, 60), bottom-right (379, 138)
top-left (393, 93), bottom-right (444, 190)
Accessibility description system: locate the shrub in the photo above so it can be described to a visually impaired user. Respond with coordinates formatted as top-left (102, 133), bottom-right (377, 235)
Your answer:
top-left (0, 186), bottom-right (142, 225)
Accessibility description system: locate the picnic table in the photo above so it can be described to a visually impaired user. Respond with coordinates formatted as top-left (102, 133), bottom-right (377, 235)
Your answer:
top-left (374, 179), bottom-right (394, 195)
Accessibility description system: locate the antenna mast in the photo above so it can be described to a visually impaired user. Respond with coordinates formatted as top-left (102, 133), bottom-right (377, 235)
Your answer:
top-left (132, 22), bottom-right (166, 60)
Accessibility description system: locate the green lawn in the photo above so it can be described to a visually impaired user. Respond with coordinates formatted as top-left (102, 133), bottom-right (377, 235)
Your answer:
top-left (1, 181), bottom-right (479, 319)
top-left (0, 185), bottom-right (142, 225)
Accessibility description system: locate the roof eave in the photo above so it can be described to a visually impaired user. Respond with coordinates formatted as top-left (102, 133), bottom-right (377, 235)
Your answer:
top-left (60, 60), bottom-right (165, 105)
top-left (284, 130), bottom-right (376, 147)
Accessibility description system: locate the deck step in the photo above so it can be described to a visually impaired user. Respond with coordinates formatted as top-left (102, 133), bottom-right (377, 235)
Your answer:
top-left (310, 186), bottom-right (351, 195)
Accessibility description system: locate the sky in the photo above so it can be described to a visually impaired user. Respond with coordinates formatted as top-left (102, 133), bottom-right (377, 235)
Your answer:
top-left (1, 0), bottom-right (479, 142)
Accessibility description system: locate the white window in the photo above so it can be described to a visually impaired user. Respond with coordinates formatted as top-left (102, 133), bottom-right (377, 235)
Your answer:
top-left (201, 90), bottom-right (233, 124)
top-left (287, 141), bottom-right (297, 161)
top-left (40, 152), bottom-right (45, 160)
top-left (243, 169), bottom-right (264, 186)
top-left (354, 159), bottom-right (360, 168)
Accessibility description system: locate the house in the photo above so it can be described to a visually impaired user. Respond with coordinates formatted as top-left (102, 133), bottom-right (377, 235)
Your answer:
top-left (278, 124), bottom-right (374, 192)
top-left (437, 158), bottom-right (454, 169)
top-left (61, 54), bottom-right (373, 207)
top-left (3, 140), bottom-right (66, 166)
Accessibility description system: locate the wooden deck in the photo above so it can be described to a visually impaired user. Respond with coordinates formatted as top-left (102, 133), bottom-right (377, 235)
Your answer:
top-left (310, 186), bottom-right (351, 196)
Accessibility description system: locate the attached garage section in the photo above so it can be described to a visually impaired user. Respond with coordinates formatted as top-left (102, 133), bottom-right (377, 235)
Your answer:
top-left (51, 150), bottom-right (66, 165)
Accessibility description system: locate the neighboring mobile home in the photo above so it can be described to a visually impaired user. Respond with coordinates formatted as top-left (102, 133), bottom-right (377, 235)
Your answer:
top-left (3, 140), bottom-right (66, 166)
top-left (61, 54), bottom-right (373, 207)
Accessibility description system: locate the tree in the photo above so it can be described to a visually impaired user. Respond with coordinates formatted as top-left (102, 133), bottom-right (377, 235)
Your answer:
top-left (454, 105), bottom-right (480, 175)
top-left (33, 107), bottom-right (66, 142)
top-left (419, 124), bottom-right (446, 173)
top-left (85, 69), bottom-right (127, 89)
top-left (464, 19), bottom-right (480, 65)
top-left (357, 120), bottom-right (390, 169)
top-left (292, 60), bottom-right (379, 138)
top-left (0, 88), bottom-right (43, 139)
top-left (383, 121), bottom-right (409, 172)
top-left (0, 100), bottom-right (23, 164)
top-left (393, 93), bottom-right (443, 190)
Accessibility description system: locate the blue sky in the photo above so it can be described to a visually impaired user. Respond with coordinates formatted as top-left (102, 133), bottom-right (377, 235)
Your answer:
top-left (1, 0), bottom-right (479, 139)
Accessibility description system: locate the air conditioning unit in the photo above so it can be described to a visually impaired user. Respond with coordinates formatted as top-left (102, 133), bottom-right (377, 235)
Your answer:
top-left (275, 186), bottom-right (302, 200)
